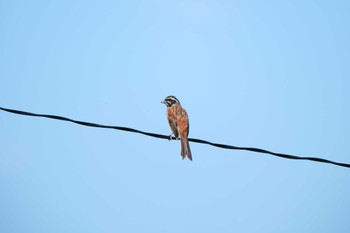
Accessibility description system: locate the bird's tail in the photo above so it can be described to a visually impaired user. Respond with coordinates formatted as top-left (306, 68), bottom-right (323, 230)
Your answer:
top-left (180, 136), bottom-right (192, 161)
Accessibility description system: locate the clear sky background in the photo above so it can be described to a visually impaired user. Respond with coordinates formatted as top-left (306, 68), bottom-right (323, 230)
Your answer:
top-left (1, 0), bottom-right (349, 232)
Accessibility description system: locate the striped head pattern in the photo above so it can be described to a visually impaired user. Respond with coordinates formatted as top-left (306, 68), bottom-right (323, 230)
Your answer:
top-left (161, 95), bottom-right (180, 107)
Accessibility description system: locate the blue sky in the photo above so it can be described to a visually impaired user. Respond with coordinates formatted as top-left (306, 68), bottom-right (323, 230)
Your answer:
top-left (1, 0), bottom-right (350, 232)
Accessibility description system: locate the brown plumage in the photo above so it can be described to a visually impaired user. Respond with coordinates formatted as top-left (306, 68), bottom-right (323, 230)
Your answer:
top-left (161, 96), bottom-right (192, 161)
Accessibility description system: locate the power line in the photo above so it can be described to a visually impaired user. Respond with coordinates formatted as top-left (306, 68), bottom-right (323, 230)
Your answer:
top-left (1, 106), bottom-right (349, 168)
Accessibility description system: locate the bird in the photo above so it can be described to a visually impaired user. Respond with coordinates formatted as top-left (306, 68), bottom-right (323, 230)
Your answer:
top-left (161, 95), bottom-right (192, 161)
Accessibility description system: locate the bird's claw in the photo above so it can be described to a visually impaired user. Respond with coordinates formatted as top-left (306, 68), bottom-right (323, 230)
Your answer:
top-left (168, 134), bottom-right (179, 141)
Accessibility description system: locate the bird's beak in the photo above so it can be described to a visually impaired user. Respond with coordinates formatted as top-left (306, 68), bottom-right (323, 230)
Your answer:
top-left (161, 101), bottom-right (166, 104)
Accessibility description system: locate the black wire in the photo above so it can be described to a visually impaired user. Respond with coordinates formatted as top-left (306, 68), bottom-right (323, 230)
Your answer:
top-left (1, 106), bottom-right (349, 168)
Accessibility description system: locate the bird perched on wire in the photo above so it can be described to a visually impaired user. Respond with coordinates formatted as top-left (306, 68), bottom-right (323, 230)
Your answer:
top-left (161, 96), bottom-right (192, 161)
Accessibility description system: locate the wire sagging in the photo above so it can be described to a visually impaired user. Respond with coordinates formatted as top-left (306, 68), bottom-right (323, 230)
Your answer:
top-left (1, 106), bottom-right (349, 169)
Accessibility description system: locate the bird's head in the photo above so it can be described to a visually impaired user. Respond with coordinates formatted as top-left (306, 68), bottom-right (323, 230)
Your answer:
top-left (161, 95), bottom-right (180, 107)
